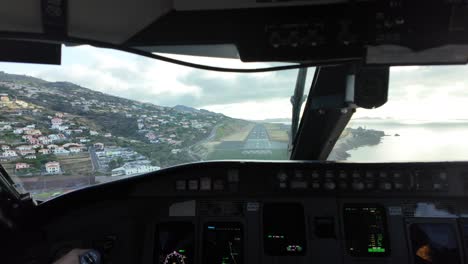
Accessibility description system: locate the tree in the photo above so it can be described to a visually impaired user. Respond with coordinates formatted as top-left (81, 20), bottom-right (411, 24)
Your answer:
top-left (108, 160), bottom-right (118, 170)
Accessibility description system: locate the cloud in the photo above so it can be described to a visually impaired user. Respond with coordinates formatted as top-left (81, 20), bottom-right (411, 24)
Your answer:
top-left (4, 44), bottom-right (468, 121)
top-left (27, 45), bottom-right (314, 119)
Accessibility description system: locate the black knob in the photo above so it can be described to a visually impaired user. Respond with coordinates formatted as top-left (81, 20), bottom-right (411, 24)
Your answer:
top-left (79, 250), bottom-right (101, 264)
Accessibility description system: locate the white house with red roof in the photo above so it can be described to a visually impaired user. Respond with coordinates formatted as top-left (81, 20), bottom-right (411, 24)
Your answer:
top-left (51, 118), bottom-right (63, 126)
top-left (45, 161), bottom-right (61, 174)
top-left (15, 163), bottom-right (30, 170)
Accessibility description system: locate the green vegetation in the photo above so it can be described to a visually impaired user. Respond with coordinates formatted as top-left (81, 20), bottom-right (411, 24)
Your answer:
top-left (108, 157), bottom-right (124, 170)
top-left (214, 120), bottom-right (251, 141)
top-left (263, 123), bottom-right (289, 142)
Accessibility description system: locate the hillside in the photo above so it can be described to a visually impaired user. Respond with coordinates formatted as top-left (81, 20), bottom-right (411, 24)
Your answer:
top-left (0, 71), bottom-right (251, 172)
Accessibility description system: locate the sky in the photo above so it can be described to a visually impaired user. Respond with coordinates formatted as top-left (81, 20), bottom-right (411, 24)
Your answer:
top-left (1, 45), bottom-right (468, 122)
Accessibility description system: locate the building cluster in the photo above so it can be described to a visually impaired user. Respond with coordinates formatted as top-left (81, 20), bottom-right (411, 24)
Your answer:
top-left (94, 146), bottom-right (160, 176)
top-left (0, 77), bottom-right (229, 180)
top-left (138, 111), bottom-right (219, 148)
top-left (111, 160), bottom-right (160, 177)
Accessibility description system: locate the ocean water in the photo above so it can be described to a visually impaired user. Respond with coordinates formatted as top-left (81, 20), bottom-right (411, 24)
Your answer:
top-left (344, 123), bottom-right (468, 162)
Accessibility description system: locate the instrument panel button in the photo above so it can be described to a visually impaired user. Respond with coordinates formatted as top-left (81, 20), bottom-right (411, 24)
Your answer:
top-left (324, 181), bottom-right (336, 190)
top-left (352, 181), bottom-right (365, 191)
top-left (188, 180), bottom-right (199, 191)
top-left (175, 180), bottom-right (187, 191)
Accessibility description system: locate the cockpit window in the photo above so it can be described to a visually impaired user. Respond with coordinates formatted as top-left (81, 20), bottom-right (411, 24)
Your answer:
top-left (0, 45), bottom-right (314, 200)
top-left (329, 65), bottom-right (468, 162)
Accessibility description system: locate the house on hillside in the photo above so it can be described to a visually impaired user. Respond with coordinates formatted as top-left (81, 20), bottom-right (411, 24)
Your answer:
top-left (28, 138), bottom-right (39, 145)
top-left (69, 146), bottom-right (82, 153)
top-left (45, 161), bottom-right (61, 174)
top-left (89, 130), bottom-right (99, 136)
top-left (15, 100), bottom-right (28, 108)
top-left (171, 149), bottom-right (182, 154)
top-left (16, 145), bottom-right (33, 151)
top-left (32, 144), bottom-right (43, 149)
top-left (48, 134), bottom-right (60, 141)
top-left (24, 154), bottom-right (36, 160)
top-left (94, 143), bottom-right (104, 150)
top-left (53, 147), bottom-right (69, 155)
top-left (38, 136), bottom-right (52, 144)
top-left (13, 128), bottom-right (24, 135)
top-left (15, 163), bottom-right (30, 170)
top-left (2, 150), bottom-right (17, 157)
top-left (111, 161), bottom-right (160, 177)
top-left (0, 93), bottom-right (9, 102)
top-left (47, 144), bottom-right (59, 149)
top-left (63, 143), bottom-right (81, 148)
top-left (19, 149), bottom-right (35, 156)
top-left (0, 124), bottom-right (12, 131)
top-left (51, 118), bottom-right (63, 126)
top-left (38, 148), bottom-right (51, 155)
top-left (24, 129), bottom-right (41, 136)
top-left (1, 145), bottom-right (10, 150)
top-left (57, 125), bottom-right (69, 131)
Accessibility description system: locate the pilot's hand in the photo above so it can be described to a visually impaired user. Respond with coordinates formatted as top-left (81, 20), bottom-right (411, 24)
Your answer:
top-left (52, 249), bottom-right (89, 264)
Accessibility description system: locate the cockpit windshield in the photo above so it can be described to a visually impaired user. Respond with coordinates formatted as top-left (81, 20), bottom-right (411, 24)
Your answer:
top-left (0, 45), bottom-right (314, 200)
top-left (329, 65), bottom-right (468, 162)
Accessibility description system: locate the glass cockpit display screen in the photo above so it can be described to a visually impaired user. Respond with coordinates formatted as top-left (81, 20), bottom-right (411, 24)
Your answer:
top-left (203, 222), bottom-right (243, 264)
top-left (263, 203), bottom-right (307, 256)
top-left (156, 222), bottom-right (194, 264)
top-left (343, 204), bottom-right (390, 257)
top-left (409, 223), bottom-right (461, 264)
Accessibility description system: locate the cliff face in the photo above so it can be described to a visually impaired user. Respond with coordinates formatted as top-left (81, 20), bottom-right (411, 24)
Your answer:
top-left (329, 127), bottom-right (385, 160)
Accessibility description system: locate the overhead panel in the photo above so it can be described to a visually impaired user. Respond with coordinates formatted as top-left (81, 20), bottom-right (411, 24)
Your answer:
top-left (174, 0), bottom-right (346, 11)
top-left (0, 0), bottom-right (43, 33)
top-left (67, 0), bottom-right (173, 44)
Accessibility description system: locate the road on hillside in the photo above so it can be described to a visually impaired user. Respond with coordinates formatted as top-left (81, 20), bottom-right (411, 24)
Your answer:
top-left (89, 147), bottom-right (100, 172)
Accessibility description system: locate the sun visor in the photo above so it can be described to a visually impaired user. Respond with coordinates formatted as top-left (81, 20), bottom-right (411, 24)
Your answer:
top-left (0, 39), bottom-right (61, 65)
top-left (366, 45), bottom-right (468, 65)
top-left (0, 1), bottom-right (43, 33)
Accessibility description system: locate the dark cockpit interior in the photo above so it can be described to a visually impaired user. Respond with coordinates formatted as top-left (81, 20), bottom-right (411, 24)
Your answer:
top-left (2, 1), bottom-right (468, 264)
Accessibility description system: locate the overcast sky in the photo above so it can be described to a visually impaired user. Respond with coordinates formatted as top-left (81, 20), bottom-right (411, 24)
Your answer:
top-left (1, 45), bottom-right (468, 122)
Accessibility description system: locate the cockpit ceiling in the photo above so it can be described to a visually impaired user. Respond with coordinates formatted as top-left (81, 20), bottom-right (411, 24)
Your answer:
top-left (0, 0), bottom-right (340, 45)
top-left (0, 0), bottom-right (171, 44)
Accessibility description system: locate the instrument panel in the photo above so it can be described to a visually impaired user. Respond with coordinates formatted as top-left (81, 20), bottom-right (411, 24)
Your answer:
top-left (134, 161), bottom-right (467, 197)
top-left (15, 161), bottom-right (468, 264)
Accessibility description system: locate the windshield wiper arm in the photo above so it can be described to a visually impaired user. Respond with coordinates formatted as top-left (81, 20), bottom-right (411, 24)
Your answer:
top-left (290, 67), bottom-right (308, 150)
